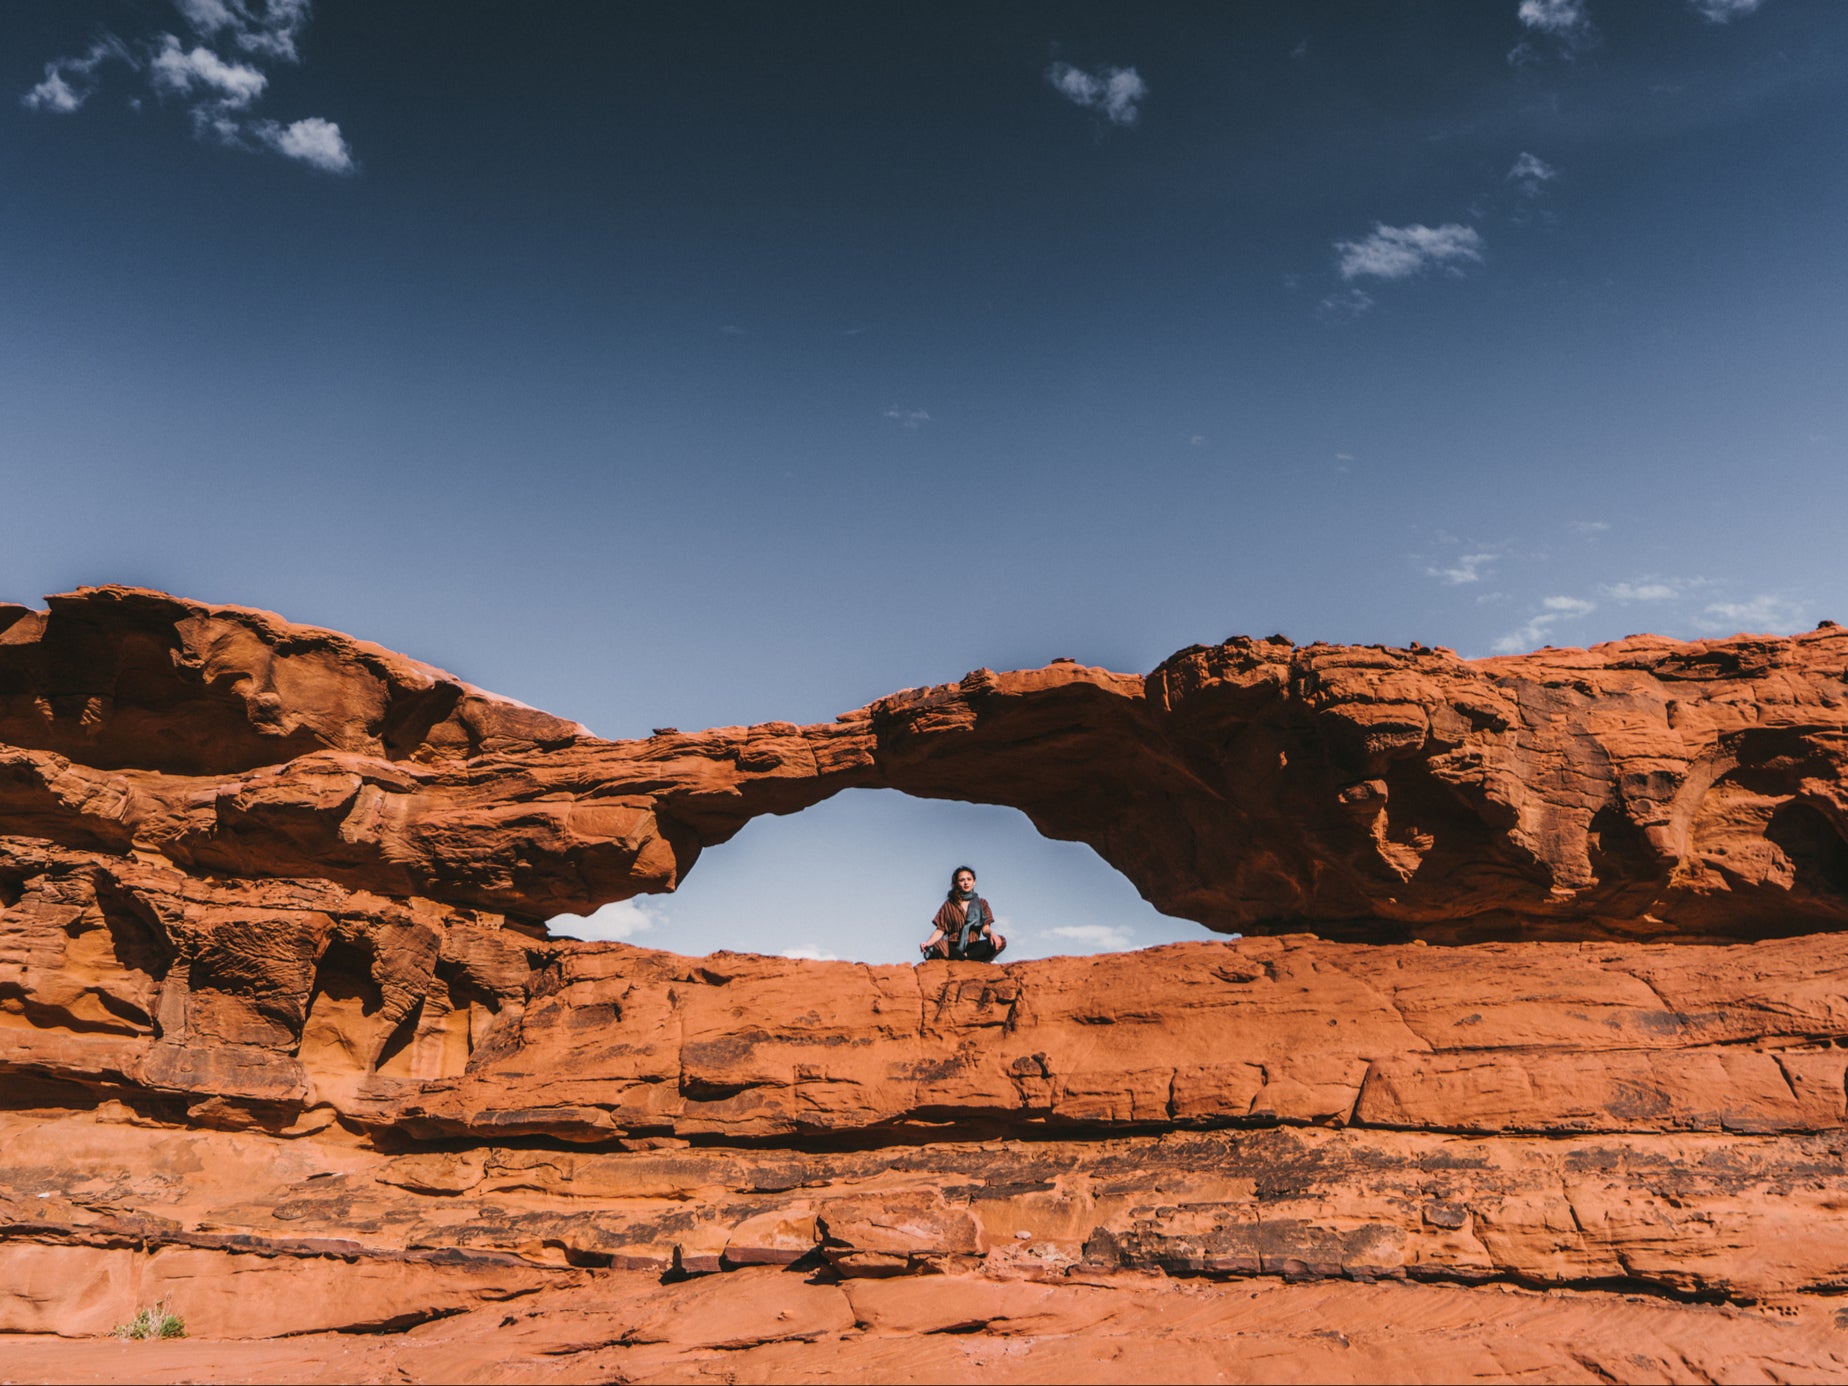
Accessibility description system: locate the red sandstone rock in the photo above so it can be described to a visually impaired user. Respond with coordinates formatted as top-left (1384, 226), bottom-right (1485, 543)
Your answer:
top-left (7, 586), bottom-right (1848, 1382)
top-left (7, 586), bottom-right (1848, 933)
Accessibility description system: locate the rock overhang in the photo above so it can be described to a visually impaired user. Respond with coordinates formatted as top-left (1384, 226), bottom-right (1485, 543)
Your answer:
top-left (4, 584), bottom-right (1848, 940)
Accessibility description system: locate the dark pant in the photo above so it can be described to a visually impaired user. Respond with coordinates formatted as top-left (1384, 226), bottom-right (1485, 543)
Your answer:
top-left (954, 935), bottom-right (1000, 962)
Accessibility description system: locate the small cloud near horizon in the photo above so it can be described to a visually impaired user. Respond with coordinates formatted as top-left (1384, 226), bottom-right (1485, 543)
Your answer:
top-left (1043, 924), bottom-right (1134, 952)
top-left (779, 946), bottom-right (841, 961)
top-left (1428, 552), bottom-right (1499, 586)
top-left (548, 898), bottom-right (659, 943)
top-left (1046, 62), bottom-right (1147, 127)
top-left (1606, 580), bottom-right (1679, 601)
top-left (883, 407), bottom-right (932, 429)
top-left (1697, 595), bottom-right (1807, 634)
top-left (1493, 593), bottom-right (1596, 653)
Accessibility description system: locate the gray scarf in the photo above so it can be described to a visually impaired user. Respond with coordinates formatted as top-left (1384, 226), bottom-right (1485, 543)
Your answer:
top-left (956, 893), bottom-right (985, 952)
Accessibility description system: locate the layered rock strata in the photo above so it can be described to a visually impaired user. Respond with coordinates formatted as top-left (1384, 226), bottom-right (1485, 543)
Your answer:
top-left (5, 587), bottom-right (1848, 1382)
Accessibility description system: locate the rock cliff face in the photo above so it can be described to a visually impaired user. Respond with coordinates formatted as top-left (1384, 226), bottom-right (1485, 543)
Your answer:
top-left (5, 586), bottom-right (1848, 1382)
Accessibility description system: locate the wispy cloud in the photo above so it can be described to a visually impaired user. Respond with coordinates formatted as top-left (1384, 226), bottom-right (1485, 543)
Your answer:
top-left (1046, 62), bottom-right (1147, 127)
top-left (549, 898), bottom-right (660, 943)
top-left (1335, 223), bottom-right (1484, 282)
top-left (1605, 580), bottom-right (1679, 602)
top-left (1543, 594), bottom-right (1596, 615)
top-left (1044, 924), bottom-right (1134, 952)
top-left (1568, 519), bottom-right (1609, 536)
top-left (151, 37), bottom-right (268, 108)
top-left (1493, 594), bottom-right (1597, 653)
top-left (1511, 0), bottom-right (1594, 62)
top-left (1507, 151), bottom-right (1559, 196)
top-left (20, 1), bottom-right (351, 173)
top-left (779, 946), bottom-right (841, 961)
top-left (883, 407), bottom-right (932, 429)
top-left (21, 39), bottom-right (133, 113)
top-left (1428, 552), bottom-right (1500, 586)
top-left (1697, 595), bottom-right (1806, 634)
top-left (174, 0), bottom-right (313, 62)
top-left (1689, 0), bottom-right (1764, 21)
top-left (1518, 0), bottom-right (1591, 36)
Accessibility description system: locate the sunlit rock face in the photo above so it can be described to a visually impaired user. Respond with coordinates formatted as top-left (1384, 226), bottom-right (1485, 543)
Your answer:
top-left (7, 585), bottom-right (1848, 937)
top-left (5, 586), bottom-right (1848, 1381)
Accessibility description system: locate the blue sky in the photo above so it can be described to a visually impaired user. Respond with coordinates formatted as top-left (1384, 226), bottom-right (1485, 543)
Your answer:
top-left (6, 1), bottom-right (1844, 962)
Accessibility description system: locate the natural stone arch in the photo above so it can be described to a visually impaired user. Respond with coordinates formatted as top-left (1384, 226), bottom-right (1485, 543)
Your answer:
top-left (549, 786), bottom-right (1197, 961)
top-left (7, 587), bottom-right (1848, 944)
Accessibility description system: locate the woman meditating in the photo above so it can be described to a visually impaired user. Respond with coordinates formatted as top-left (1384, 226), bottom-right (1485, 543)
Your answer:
top-left (920, 865), bottom-right (1007, 962)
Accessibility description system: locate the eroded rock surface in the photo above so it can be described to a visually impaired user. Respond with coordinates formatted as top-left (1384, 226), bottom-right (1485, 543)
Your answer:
top-left (6, 586), bottom-right (1848, 1382)
top-left (7, 586), bottom-right (1848, 935)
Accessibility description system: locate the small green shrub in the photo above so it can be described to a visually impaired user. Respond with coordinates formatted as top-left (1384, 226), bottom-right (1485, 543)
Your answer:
top-left (113, 1302), bottom-right (186, 1340)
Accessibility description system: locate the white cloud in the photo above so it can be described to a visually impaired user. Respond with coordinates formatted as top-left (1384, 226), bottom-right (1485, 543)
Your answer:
top-left (1606, 581), bottom-right (1678, 602)
top-left (1492, 594), bottom-right (1596, 653)
top-left (174, 0), bottom-right (314, 62)
top-left (1428, 552), bottom-right (1499, 586)
top-left (549, 898), bottom-right (660, 943)
top-left (1508, 152), bottom-right (1558, 196)
top-left (883, 407), bottom-right (932, 429)
top-left (779, 946), bottom-right (841, 961)
top-left (1046, 62), bottom-right (1147, 127)
top-left (1568, 519), bottom-right (1609, 535)
top-left (1518, 0), bottom-right (1590, 34)
top-left (1493, 620), bottom-right (1552, 653)
top-left (1698, 595), bottom-right (1806, 634)
top-left (1044, 925), bottom-right (1134, 952)
top-left (150, 35), bottom-right (268, 107)
top-left (21, 2), bottom-right (345, 173)
top-left (1542, 595), bottom-right (1596, 615)
top-left (21, 40), bottom-right (131, 113)
top-left (254, 116), bottom-right (352, 172)
top-left (1689, 0), bottom-right (1763, 21)
top-left (174, 0), bottom-right (243, 35)
top-left (23, 71), bottom-right (84, 114)
top-left (1335, 223), bottom-right (1484, 282)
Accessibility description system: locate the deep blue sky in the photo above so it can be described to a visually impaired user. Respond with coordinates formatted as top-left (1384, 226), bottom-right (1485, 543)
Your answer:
top-left (6, 1), bottom-right (1845, 961)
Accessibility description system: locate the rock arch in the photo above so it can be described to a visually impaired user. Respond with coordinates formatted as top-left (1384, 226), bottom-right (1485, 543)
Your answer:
top-left (5, 587), bottom-right (1848, 944)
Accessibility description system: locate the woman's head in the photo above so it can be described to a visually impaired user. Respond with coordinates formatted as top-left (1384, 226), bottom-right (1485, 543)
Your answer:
top-left (949, 865), bottom-right (977, 899)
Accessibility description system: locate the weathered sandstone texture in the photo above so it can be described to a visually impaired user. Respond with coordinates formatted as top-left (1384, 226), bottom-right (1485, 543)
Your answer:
top-left (5, 586), bottom-right (1848, 1383)
top-left (8, 586), bottom-right (1848, 936)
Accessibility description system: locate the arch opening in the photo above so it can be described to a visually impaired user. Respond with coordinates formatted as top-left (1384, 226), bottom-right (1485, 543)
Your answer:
top-left (549, 788), bottom-right (1208, 964)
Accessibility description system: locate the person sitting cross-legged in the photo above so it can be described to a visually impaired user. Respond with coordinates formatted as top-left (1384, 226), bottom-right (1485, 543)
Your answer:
top-left (919, 865), bottom-right (1006, 962)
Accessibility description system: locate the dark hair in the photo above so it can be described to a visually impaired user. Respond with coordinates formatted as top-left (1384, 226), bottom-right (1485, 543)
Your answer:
top-left (946, 864), bottom-right (977, 901)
